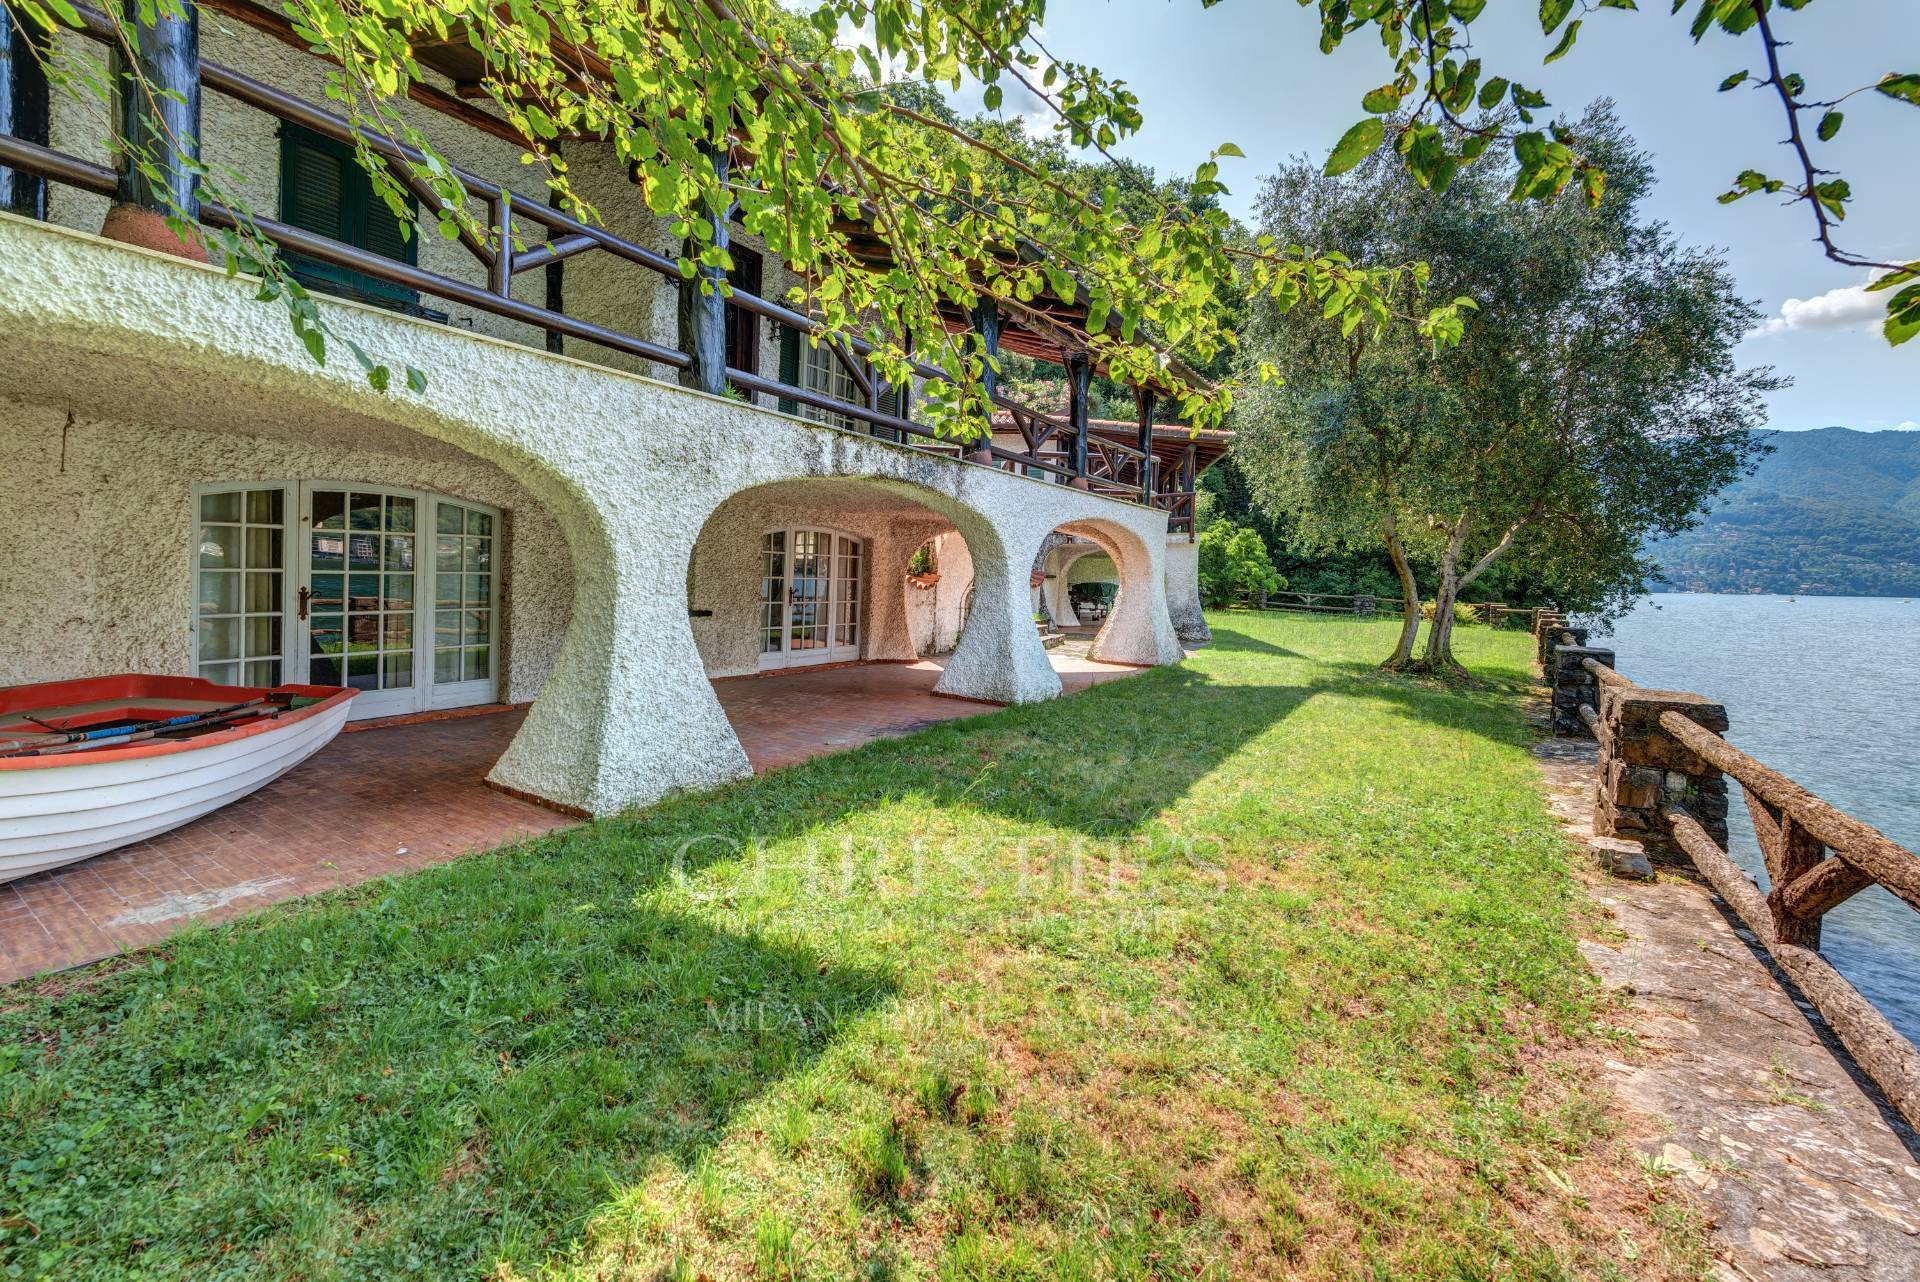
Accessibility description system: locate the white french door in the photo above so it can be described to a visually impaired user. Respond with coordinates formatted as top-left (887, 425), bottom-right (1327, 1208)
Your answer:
top-left (191, 482), bottom-right (499, 720)
top-left (757, 528), bottom-right (862, 670)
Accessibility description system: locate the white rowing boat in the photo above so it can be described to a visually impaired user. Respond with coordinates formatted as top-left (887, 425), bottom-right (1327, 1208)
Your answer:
top-left (0, 675), bottom-right (355, 883)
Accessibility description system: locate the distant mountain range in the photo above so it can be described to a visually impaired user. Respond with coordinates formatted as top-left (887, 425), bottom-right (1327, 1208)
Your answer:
top-left (1651, 427), bottom-right (1920, 597)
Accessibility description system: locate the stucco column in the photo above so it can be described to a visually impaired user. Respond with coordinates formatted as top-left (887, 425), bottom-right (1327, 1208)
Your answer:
top-left (933, 521), bottom-right (1060, 704)
top-left (1043, 546), bottom-right (1075, 626)
top-left (490, 523), bottom-right (751, 813)
top-left (1163, 533), bottom-right (1211, 646)
top-left (1081, 530), bottom-right (1183, 667)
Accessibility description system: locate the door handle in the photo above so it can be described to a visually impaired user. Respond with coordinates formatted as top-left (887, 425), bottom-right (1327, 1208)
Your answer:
top-left (298, 586), bottom-right (312, 621)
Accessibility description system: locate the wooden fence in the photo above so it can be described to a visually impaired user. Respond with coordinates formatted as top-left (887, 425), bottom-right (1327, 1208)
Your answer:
top-left (1234, 595), bottom-right (1554, 631)
top-left (1546, 628), bottom-right (1920, 1129)
top-left (1237, 591), bottom-right (1402, 616)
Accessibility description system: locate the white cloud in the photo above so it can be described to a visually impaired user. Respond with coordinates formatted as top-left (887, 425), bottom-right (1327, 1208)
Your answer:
top-left (1749, 269), bottom-right (1894, 338)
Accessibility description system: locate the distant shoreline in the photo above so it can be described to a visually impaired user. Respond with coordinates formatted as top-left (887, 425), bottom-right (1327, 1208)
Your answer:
top-left (1648, 587), bottom-right (1920, 600)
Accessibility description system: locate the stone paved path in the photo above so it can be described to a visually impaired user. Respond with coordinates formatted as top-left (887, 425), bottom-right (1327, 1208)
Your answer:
top-left (1535, 731), bottom-right (1920, 1281)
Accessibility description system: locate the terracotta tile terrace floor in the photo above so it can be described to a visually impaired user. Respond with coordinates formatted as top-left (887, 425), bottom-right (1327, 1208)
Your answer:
top-left (716, 649), bottom-right (1144, 771)
top-left (1, 649), bottom-right (1149, 984)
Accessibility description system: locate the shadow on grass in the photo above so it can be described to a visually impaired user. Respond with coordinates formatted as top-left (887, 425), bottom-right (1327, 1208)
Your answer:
top-left (0, 836), bottom-right (895, 1279)
top-left (0, 613), bottom-right (1538, 1279)
top-left (1197, 620), bottom-right (1307, 658)
top-left (659, 618), bottom-right (1535, 847)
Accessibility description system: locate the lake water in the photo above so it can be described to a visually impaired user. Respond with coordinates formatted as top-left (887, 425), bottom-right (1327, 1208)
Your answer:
top-left (1599, 593), bottom-right (1920, 1043)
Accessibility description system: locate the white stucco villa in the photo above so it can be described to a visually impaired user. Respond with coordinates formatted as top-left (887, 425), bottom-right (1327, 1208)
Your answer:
top-left (0, 1), bottom-right (1227, 819)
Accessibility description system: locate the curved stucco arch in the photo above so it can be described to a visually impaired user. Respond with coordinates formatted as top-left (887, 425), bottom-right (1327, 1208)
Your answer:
top-left (682, 473), bottom-right (1052, 705)
top-left (0, 215), bottom-right (1182, 815)
top-left (1041, 540), bottom-right (1109, 622)
top-left (1053, 519), bottom-right (1183, 667)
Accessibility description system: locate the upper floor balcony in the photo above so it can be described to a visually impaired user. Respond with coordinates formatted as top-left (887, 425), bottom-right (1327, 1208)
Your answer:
top-left (0, 0), bottom-right (1216, 531)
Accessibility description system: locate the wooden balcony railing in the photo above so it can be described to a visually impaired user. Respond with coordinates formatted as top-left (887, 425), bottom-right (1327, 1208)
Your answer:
top-left (0, 2), bottom-right (1201, 530)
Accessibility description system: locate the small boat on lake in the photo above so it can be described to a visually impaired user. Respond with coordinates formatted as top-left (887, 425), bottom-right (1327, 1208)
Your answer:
top-left (0, 675), bottom-right (355, 883)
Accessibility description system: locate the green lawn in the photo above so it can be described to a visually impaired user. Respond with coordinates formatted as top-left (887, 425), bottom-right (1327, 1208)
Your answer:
top-left (1, 613), bottom-right (1698, 1281)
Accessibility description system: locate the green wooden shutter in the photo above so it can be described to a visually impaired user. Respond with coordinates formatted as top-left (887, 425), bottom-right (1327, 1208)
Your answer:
top-left (359, 188), bottom-right (414, 267)
top-left (278, 124), bottom-right (419, 312)
top-left (869, 374), bottom-right (902, 443)
top-left (281, 140), bottom-right (347, 242)
top-left (776, 324), bottom-right (800, 416)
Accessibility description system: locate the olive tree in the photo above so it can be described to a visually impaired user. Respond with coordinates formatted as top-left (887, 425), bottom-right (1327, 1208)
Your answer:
top-left (1237, 105), bottom-right (1780, 673)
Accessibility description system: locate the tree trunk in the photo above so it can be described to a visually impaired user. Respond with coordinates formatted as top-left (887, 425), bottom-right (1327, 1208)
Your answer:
top-left (1420, 511), bottom-right (1529, 676)
top-left (1380, 511), bottom-right (1420, 670)
top-left (1418, 517), bottom-right (1471, 675)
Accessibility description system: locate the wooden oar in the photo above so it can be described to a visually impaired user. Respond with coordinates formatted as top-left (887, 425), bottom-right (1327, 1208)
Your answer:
top-left (17, 704), bottom-right (283, 757)
top-left (0, 698), bottom-right (270, 757)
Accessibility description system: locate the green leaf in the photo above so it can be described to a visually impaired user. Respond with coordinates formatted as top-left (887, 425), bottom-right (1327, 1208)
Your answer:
top-left (1865, 261), bottom-right (1920, 293)
top-left (1215, 142), bottom-right (1246, 158)
top-left (1884, 283), bottom-right (1920, 346)
top-left (1448, 0), bottom-right (1487, 21)
top-left (1816, 110), bottom-right (1843, 141)
top-left (1478, 76), bottom-right (1509, 109)
top-left (1544, 19), bottom-right (1581, 63)
top-left (1324, 118), bottom-right (1386, 176)
top-left (1362, 85), bottom-right (1403, 113)
top-left (406, 367), bottom-right (428, 394)
top-left (1875, 73), bottom-right (1920, 106)
top-left (983, 83), bottom-right (1002, 112)
top-left (1718, 70), bottom-right (1748, 91)
top-left (1540, 0), bottom-right (1576, 34)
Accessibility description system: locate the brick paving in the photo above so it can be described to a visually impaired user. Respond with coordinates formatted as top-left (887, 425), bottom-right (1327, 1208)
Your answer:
top-left (0, 708), bottom-right (569, 985)
top-left (1, 651), bottom-right (1150, 984)
top-left (713, 650), bottom-right (1147, 770)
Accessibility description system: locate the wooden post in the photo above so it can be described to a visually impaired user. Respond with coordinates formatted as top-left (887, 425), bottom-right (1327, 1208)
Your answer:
top-left (677, 146), bottom-right (729, 397)
top-left (544, 190), bottom-right (564, 355)
top-left (968, 300), bottom-right (1000, 464)
top-left (1065, 350), bottom-right (1091, 489)
top-left (897, 330), bottom-right (914, 422)
top-left (1134, 385), bottom-right (1156, 503)
top-left (101, 0), bottom-right (205, 257)
top-left (1, 4), bottom-right (50, 220)
top-left (1748, 793), bottom-right (1835, 949)
top-left (487, 193), bottom-right (514, 295)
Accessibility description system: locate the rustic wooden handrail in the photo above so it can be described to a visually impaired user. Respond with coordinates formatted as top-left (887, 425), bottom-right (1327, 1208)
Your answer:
top-left (1580, 656), bottom-right (1634, 689)
top-left (1656, 711), bottom-right (1920, 914)
top-left (1665, 804), bottom-right (1920, 1126)
top-left (1560, 638), bottom-right (1920, 1129)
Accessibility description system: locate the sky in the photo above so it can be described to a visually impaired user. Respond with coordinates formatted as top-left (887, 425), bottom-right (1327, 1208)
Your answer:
top-left (944, 0), bottom-right (1919, 432)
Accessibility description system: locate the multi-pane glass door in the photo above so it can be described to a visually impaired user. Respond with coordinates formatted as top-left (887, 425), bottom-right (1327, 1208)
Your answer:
top-left (431, 499), bottom-right (497, 708)
top-left (757, 528), bottom-right (861, 670)
top-left (303, 486), bottom-right (421, 718)
top-left (193, 486), bottom-right (289, 687)
top-left (192, 483), bottom-right (498, 719)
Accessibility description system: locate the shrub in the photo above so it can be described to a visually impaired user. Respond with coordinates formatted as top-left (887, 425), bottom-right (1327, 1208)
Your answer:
top-left (1197, 520), bottom-right (1284, 608)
